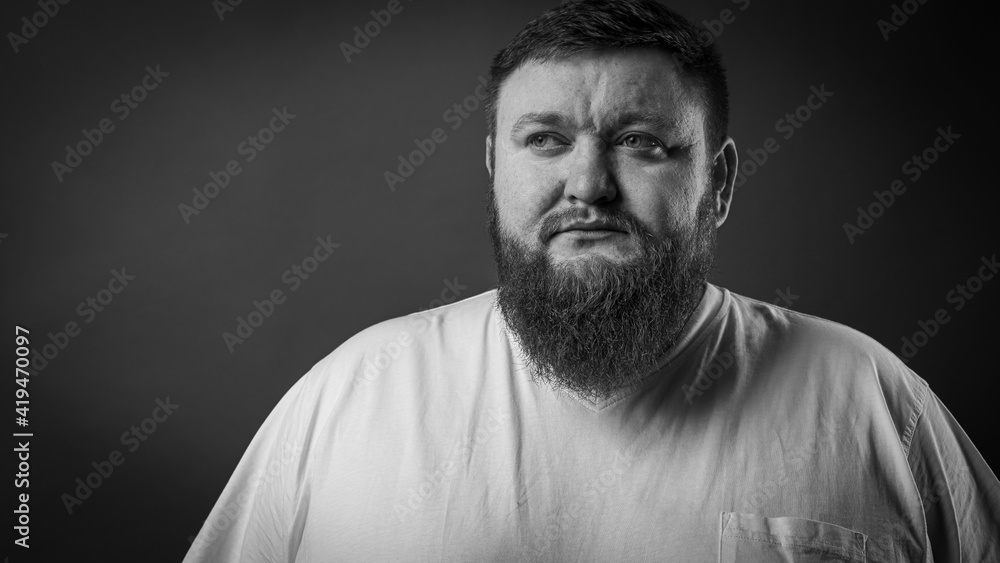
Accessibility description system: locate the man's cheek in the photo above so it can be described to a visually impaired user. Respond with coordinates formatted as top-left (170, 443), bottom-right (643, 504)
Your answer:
top-left (496, 194), bottom-right (537, 238)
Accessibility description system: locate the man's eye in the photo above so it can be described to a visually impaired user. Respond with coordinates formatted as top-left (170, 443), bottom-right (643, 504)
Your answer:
top-left (618, 133), bottom-right (662, 150)
top-left (528, 134), bottom-right (564, 149)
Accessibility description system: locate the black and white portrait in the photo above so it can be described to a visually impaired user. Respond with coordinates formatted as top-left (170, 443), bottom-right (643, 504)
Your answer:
top-left (3, 0), bottom-right (997, 561)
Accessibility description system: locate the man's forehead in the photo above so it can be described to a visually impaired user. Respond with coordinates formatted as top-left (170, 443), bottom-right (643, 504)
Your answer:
top-left (496, 48), bottom-right (703, 133)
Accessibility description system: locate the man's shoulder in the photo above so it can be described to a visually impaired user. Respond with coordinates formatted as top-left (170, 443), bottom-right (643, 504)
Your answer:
top-left (720, 286), bottom-right (932, 435)
top-left (304, 288), bottom-right (499, 376)
top-left (275, 288), bottom-right (500, 413)
top-left (346, 287), bottom-right (498, 348)
top-left (723, 287), bottom-right (901, 363)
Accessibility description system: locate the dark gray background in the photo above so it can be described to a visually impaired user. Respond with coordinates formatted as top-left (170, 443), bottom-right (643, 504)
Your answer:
top-left (2, 0), bottom-right (996, 560)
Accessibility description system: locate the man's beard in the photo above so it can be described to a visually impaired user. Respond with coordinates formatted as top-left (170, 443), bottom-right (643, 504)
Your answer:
top-left (487, 185), bottom-right (718, 402)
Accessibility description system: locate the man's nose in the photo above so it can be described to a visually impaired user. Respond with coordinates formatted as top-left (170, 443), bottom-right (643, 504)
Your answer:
top-left (563, 139), bottom-right (617, 205)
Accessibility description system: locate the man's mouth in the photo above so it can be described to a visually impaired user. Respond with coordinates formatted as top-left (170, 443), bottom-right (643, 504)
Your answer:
top-left (557, 228), bottom-right (622, 238)
top-left (555, 221), bottom-right (627, 236)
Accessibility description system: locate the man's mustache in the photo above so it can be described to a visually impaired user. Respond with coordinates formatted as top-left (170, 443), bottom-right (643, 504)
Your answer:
top-left (538, 208), bottom-right (651, 243)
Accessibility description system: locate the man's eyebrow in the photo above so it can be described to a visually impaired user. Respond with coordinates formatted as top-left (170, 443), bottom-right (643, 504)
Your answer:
top-left (509, 112), bottom-right (575, 137)
top-left (609, 111), bottom-right (680, 134)
top-left (508, 110), bottom-right (681, 138)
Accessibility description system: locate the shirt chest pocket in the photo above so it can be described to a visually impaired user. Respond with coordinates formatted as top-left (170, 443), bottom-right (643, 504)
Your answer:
top-left (720, 512), bottom-right (868, 563)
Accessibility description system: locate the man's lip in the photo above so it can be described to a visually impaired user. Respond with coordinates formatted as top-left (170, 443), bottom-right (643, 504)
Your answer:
top-left (556, 225), bottom-right (625, 234)
top-left (559, 229), bottom-right (621, 234)
top-left (551, 227), bottom-right (627, 241)
top-left (553, 226), bottom-right (625, 236)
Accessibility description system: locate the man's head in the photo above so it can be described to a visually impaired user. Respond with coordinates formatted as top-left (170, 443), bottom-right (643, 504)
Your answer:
top-left (484, 0), bottom-right (732, 171)
top-left (485, 0), bottom-right (739, 401)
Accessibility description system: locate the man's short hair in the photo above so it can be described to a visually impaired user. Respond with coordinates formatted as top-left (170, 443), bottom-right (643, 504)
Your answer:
top-left (485, 0), bottom-right (729, 157)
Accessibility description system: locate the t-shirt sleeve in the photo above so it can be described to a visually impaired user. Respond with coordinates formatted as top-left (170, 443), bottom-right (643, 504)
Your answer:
top-left (183, 373), bottom-right (316, 563)
top-left (905, 388), bottom-right (1000, 561)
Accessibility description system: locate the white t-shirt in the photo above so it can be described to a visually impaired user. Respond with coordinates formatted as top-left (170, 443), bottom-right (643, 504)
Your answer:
top-left (185, 284), bottom-right (1000, 562)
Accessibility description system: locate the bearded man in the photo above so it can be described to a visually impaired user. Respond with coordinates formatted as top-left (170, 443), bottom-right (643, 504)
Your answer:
top-left (186, 1), bottom-right (1000, 561)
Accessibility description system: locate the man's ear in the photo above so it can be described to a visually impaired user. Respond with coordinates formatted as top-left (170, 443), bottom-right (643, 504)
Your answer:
top-left (711, 137), bottom-right (737, 227)
top-left (485, 135), bottom-right (494, 178)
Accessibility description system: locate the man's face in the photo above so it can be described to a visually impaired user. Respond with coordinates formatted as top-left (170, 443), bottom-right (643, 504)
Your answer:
top-left (486, 48), bottom-right (736, 401)
top-left (489, 47), bottom-right (725, 268)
